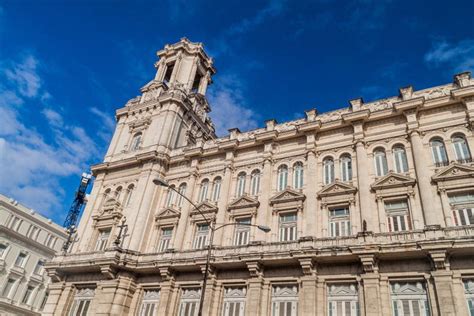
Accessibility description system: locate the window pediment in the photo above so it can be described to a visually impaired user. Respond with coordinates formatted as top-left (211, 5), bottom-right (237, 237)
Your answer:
top-left (432, 163), bottom-right (474, 182)
top-left (318, 181), bottom-right (357, 197)
top-left (93, 198), bottom-right (123, 223)
top-left (371, 172), bottom-right (416, 191)
top-left (155, 207), bottom-right (181, 221)
top-left (270, 188), bottom-right (306, 206)
top-left (190, 201), bottom-right (218, 217)
top-left (228, 195), bottom-right (260, 210)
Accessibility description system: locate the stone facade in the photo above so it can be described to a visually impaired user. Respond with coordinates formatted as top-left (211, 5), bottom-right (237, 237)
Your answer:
top-left (45, 38), bottom-right (474, 316)
top-left (0, 193), bottom-right (67, 315)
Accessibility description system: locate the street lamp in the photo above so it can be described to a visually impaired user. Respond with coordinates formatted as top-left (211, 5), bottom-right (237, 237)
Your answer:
top-left (153, 178), bottom-right (271, 316)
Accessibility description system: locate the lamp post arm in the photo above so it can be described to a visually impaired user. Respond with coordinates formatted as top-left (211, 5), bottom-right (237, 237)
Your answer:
top-left (167, 185), bottom-right (211, 226)
top-left (213, 222), bottom-right (262, 232)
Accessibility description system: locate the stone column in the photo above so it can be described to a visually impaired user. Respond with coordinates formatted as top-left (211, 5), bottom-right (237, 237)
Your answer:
top-left (305, 150), bottom-right (318, 237)
top-left (42, 282), bottom-right (66, 316)
top-left (408, 131), bottom-right (439, 226)
top-left (108, 274), bottom-right (136, 315)
top-left (156, 269), bottom-right (176, 315)
top-left (452, 272), bottom-right (470, 315)
top-left (128, 165), bottom-right (161, 251)
top-left (315, 279), bottom-right (325, 315)
top-left (408, 191), bottom-right (424, 229)
top-left (257, 152), bottom-right (273, 241)
top-left (215, 157), bottom-right (234, 245)
top-left (349, 198), bottom-right (360, 233)
top-left (201, 268), bottom-right (218, 316)
top-left (355, 141), bottom-right (374, 232)
top-left (245, 262), bottom-right (265, 314)
top-left (299, 258), bottom-right (317, 314)
top-left (359, 254), bottom-right (381, 316)
top-left (379, 276), bottom-right (391, 316)
top-left (429, 250), bottom-right (459, 315)
top-left (438, 189), bottom-right (453, 227)
top-left (174, 169), bottom-right (198, 249)
top-left (376, 196), bottom-right (386, 232)
top-left (95, 280), bottom-right (119, 315)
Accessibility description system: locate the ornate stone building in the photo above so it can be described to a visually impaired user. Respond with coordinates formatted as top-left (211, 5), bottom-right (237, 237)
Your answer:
top-left (0, 193), bottom-right (67, 315)
top-left (45, 38), bottom-right (474, 316)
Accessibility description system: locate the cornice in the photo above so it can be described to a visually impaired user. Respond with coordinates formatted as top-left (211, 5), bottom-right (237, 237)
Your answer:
top-left (91, 150), bottom-right (170, 175)
top-left (342, 109), bottom-right (370, 123)
top-left (393, 97), bottom-right (425, 112)
top-left (451, 86), bottom-right (474, 99)
top-left (0, 225), bottom-right (57, 256)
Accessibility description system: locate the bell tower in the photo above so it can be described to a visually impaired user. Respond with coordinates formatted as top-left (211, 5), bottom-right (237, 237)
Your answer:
top-left (103, 38), bottom-right (216, 162)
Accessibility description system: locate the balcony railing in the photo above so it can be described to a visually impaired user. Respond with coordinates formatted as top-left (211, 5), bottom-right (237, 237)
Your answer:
top-left (434, 161), bottom-right (449, 167)
top-left (456, 158), bottom-right (473, 164)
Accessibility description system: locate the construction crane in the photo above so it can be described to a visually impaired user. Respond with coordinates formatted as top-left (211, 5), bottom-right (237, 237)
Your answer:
top-left (62, 172), bottom-right (92, 253)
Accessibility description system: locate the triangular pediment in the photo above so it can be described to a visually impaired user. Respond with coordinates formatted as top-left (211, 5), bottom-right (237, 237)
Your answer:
top-left (270, 188), bottom-right (306, 205)
top-left (432, 163), bottom-right (474, 182)
top-left (318, 181), bottom-right (357, 197)
top-left (155, 207), bottom-right (181, 220)
top-left (371, 172), bottom-right (416, 190)
top-left (228, 195), bottom-right (260, 210)
top-left (190, 201), bottom-right (218, 215)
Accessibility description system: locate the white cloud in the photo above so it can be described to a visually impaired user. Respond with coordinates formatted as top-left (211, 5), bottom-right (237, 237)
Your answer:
top-left (424, 39), bottom-right (474, 72)
top-left (0, 55), bottom-right (102, 217)
top-left (4, 55), bottom-right (41, 98)
top-left (90, 107), bottom-right (115, 142)
top-left (208, 75), bottom-right (259, 136)
top-left (42, 108), bottom-right (64, 128)
top-left (228, 0), bottom-right (286, 35)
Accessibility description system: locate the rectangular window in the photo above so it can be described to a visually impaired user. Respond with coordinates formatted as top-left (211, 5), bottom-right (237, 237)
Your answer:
top-left (163, 62), bottom-right (175, 84)
top-left (449, 193), bottom-right (474, 226)
top-left (95, 229), bottom-right (111, 251)
top-left (69, 288), bottom-right (95, 316)
top-left (41, 291), bottom-right (49, 311)
top-left (271, 284), bottom-right (298, 316)
top-left (28, 226), bottom-right (39, 240)
top-left (329, 207), bottom-right (351, 237)
top-left (139, 289), bottom-right (160, 316)
top-left (193, 224), bottom-right (209, 249)
top-left (234, 218), bottom-right (251, 246)
top-left (327, 283), bottom-right (359, 316)
top-left (390, 282), bottom-right (430, 316)
top-left (222, 287), bottom-right (246, 316)
top-left (179, 288), bottom-right (201, 316)
top-left (34, 260), bottom-right (44, 275)
top-left (8, 216), bottom-right (22, 231)
top-left (2, 278), bottom-right (16, 298)
top-left (158, 227), bottom-right (173, 252)
top-left (464, 280), bottom-right (474, 316)
top-left (279, 213), bottom-right (297, 242)
top-left (15, 252), bottom-right (27, 267)
top-left (0, 244), bottom-right (7, 258)
top-left (385, 200), bottom-right (411, 232)
top-left (22, 285), bottom-right (35, 305)
top-left (46, 234), bottom-right (57, 248)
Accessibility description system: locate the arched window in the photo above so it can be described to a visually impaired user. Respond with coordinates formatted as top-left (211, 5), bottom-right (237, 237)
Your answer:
top-left (393, 146), bottom-right (409, 173)
top-left (123, 184), bottom-right (134, 207)
top-left (130, 132), bottom-right (142, 151)
top-left (114, 186), bottom-right (123, 200)
top-left (373, 148), bottom-right (388, 177)
top-left (236, 172), bottom-right (246, 197)
top-left (166, 185), bottom-right (176, 207)
top-left (452, 134), bottom-right (471, 162)
top-left (293, 162), bottom-right (304, 189)
top-left (323, 158), bottom-right (335, 185)
top-left (211, 177), bottom-right (222, 201)
top-left (340, 155), bottom-right (352, 182)
top-left (277, 165), bottom-right (288, 191)
top-left (198, 179), bottom-right (209, 202)
top-left (250, 170), bottom-right (261, 196)
top-left (430, 138), bottom-right (448, 166)
top-left (177, 183), bottom-right (187, 207)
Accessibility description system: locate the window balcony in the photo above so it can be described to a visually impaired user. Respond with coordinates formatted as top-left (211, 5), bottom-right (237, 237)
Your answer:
top-left (434, 161), bottom-right (449, 167)
top-left (456, 158), bottom-right (472, 164)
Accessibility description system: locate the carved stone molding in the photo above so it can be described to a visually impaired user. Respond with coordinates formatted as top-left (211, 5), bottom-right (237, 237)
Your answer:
top-left (359, 254), bottom-right (378, 273)
top-left (298, 257), bottom-right (316, 276)
top-left (246, 261), bottom-right (263, 278)
top-left (429, 250), bottom-right (450, 271)
top-left (100, 265), bottom-right (117, 279)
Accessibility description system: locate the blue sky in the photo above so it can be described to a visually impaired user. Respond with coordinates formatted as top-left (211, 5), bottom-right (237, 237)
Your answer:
top-left (0, 0), bottom-right (473, 224)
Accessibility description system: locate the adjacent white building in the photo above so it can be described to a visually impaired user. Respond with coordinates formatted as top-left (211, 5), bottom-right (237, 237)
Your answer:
top-left (0, 194), bottom-right (67, 315)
